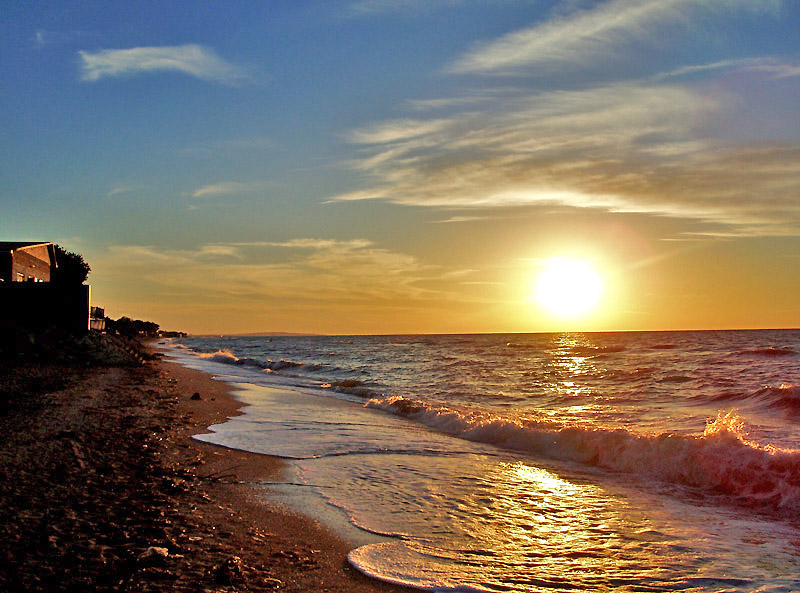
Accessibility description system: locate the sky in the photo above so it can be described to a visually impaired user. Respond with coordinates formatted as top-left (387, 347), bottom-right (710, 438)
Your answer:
top-left (2, 0), bottom-right (799, 335)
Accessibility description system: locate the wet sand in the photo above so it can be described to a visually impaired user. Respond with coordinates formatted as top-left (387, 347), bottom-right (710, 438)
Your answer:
top-left (0, 336), bottom-right (407, 592)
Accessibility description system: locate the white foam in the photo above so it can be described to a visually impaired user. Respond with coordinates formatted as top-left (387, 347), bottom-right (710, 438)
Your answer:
top-left (348, 542), bottom-right (495, 593)
top-left (366, 396), bottom-right (800, 511)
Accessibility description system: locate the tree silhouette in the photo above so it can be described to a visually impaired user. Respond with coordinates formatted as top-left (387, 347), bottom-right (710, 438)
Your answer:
top-left (53, 245), bottom-right (91, 285)
top-left (108, 317), bottom-right (160, 337)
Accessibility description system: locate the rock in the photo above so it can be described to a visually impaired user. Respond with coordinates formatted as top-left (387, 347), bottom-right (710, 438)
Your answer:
top-left (138, 546), bottom-right (170, 565)
top-left (212, 555), bottom-right (243, 586)
top-left (68, 439), bottom-right (88, 470)
top-left (263, 576), bottom-right (283, 588)
top-left (190, 392), bottom-right (202, 400)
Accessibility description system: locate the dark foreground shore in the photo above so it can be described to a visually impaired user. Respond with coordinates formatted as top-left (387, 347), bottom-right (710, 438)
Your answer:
top-left (0, 334), bottom-right (405, 592)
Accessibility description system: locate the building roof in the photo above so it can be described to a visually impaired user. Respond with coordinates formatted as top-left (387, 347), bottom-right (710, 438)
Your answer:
top-left (0, 241), bottom-right (54, 253)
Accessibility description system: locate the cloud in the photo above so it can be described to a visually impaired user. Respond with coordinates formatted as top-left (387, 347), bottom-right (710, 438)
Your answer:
top-left (266, 238), bottom-right (374, 250)
top-left (747, 62), bottom-right (800, 80)
top-left (448, 0), bottom-right (780, 75)
top-left (106, 185), bottom-right (138, 197)
top-left (431, 215), bottom-right (496, 224)
top-left (405, 94), bottom-right (495, 112)
top-left (191, 181), bottom-right (273, 198)
top-left (654, 57), bottom-right (800, 82)
top-left (347, 0), bottom-right (467, 16)
top-left (34, 29), bottom-right (83, 47)
top-left (102, 238), bottom-right (440, 306)
top-left (348, 118), bottom-right (453, 144)
top-left (34, 30), bottom-right (56, 46)
top-left (78, 44), bottom-right (249, 84)
top-left (332, 73), bottom-right (800, 236)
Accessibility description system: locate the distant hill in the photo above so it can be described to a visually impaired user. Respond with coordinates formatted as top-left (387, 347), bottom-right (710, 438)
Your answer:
top-left (193, 331), bottom-right (321, 337)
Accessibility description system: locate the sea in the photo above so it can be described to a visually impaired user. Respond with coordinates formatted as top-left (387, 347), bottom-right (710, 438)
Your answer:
top-left (164, 329), bottom-right (800, 592)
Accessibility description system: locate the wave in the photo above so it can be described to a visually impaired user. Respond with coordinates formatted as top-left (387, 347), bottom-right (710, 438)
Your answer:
top-left (505, 342), bottom-right (539, 350)
top-left (348, 542), bottom-right (496, 593)
top-left (321, 379), bottom-right (374, 398)
top-left (365, 396), bottom-right (800, 513)
top-left (192, 349), bottom-right (304, 372)
top-left (506, 342), bottom-right (626, 356)
top-left (194, 348), bottom-right (241, 365)
top-left (266, 359), bottom-right (303, 372)
top-left (709, 383), bottom-right (800, 413)
top-left (568, 345), bottom-right (626, 356)
top-left (753, 383), bottom-right (800, 412)
top-left (657, 375), bottom-right (693, 384)
top-left (737, 347), bottom-right (795, 357)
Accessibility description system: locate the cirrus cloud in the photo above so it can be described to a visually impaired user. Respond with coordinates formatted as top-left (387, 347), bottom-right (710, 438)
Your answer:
top-left (78, 44), bottom-right (249, 84)
top-left (448, 0), bottom-right (780, 75)
top-left (191, 181), bottom-right (276, 199)
top-left (100, 238), bottom-right (442, 309)
top-left (332, 69), bottom-right (800, 236)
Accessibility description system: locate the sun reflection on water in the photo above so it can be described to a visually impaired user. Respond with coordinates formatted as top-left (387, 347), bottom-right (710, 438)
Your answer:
top-left (303, 442), bottom-right (796, 591)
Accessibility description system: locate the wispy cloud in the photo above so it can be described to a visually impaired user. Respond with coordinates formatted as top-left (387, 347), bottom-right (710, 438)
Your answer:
top-left (347, 0), bottom-right (468, 16)
top-left (746, 62), bottom-right (800, 80)
top-left (654, 57), bottom-right (800, 82)
top-left (332, 69), bottom-right (800, 236)
top-left (191, 181), bottom-right (273, 198)
top-left (106, 185), bottom-right (138, 197)
top-left (34, 30), bottom-right (62, 47)
top-left (34, 29), bottom-right (97, 48)
top-left (431, 215), bottom-right (496, 224)
top-left (405, 94), bottom-right (495, 112)
top-left (78, 44), bottom-right (249, 84)
top-left (348, 118), bottom-right (453, 144)
top-left (267, 238), bottom-right (374, 250)
top-left (448, 0), bottom-right (780, 75)
top-left (102, 238), bottom-right (440, 306)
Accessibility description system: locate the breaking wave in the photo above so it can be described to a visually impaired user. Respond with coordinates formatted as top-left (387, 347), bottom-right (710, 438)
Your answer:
top-left (366, 396), bottom-right (800, 513)
top-left (195, 348), bottom-right (241, 365)
top-left (193, 349), bottom-right (304, 372)
top-left (321, 379), bottom-right (373, 398)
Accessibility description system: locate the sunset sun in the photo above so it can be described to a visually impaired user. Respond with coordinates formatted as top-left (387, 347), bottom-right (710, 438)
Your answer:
top-left (534, 258), bottom-right (604, 318)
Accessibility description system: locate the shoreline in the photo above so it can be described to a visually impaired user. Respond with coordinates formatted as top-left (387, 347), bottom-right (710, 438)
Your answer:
top-left (0, 336), bottom-right (407, 592)
top-left (155, 344), bottom-right (410, 592)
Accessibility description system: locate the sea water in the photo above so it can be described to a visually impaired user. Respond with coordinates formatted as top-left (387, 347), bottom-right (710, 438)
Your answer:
top-left (165, 330), bottom-right (800, 592)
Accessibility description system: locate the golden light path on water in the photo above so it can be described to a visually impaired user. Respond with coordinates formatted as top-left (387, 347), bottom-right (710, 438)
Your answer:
top-left (344, 454), bottom-right (722, 591)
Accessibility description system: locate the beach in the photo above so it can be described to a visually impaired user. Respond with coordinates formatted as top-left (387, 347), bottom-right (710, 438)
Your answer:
top-left (0, 335), bottom-right (406, 592)
top-left (3, 329), bottom-right (799, 592)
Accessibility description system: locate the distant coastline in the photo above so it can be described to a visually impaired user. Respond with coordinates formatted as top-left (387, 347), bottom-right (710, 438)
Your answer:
top-left (192, 331), bottom-right (322, 338)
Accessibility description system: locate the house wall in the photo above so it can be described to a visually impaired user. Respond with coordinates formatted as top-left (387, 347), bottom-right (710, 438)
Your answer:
top-left (10, 246), bottom-right (52, 282)
top-left (0, 252), bottom-right (11, 282)
top-left (0, 283), bottom-right (90, 332)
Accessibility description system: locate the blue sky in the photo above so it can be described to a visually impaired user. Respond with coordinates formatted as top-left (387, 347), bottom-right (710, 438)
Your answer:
top-left (2, 0), bottom-right (799, 333)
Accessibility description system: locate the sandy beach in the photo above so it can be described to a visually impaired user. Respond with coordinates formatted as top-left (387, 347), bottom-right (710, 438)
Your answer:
top-left (0, 335), bottom-right (406, 592)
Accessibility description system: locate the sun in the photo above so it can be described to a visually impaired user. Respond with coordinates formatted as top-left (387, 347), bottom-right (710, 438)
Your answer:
top-left (534, 258), bottom-right (603, 318)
